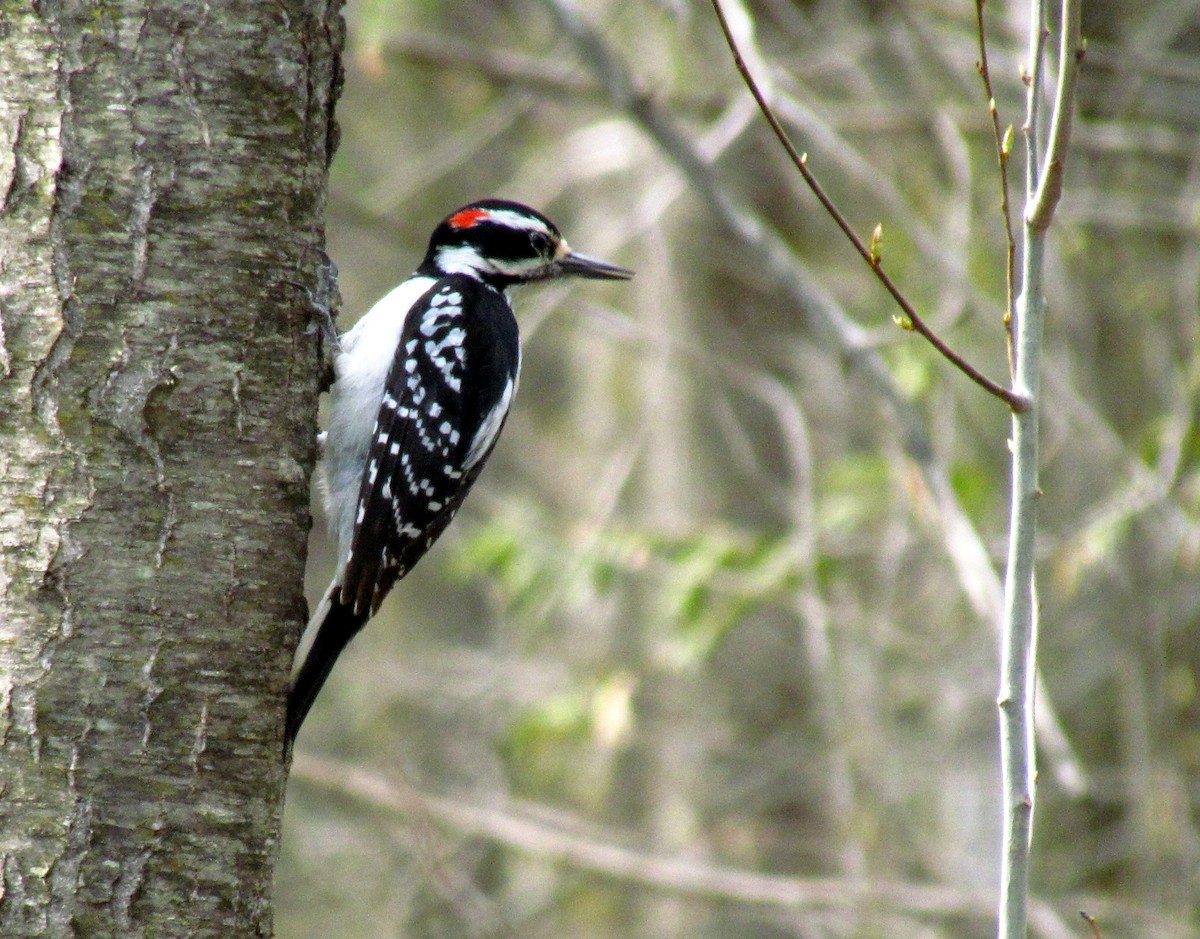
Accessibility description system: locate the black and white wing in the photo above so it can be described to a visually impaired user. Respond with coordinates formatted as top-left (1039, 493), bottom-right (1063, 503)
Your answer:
top-left (339, 274), bottom-right (520, 616)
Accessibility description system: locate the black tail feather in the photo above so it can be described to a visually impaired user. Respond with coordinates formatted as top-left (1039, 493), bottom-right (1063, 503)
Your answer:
top-left (286, 588), bottom-right (369, 747)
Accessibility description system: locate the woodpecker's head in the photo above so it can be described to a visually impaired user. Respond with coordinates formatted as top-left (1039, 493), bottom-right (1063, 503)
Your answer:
top-left (420, 199), bottom-right (633, 288)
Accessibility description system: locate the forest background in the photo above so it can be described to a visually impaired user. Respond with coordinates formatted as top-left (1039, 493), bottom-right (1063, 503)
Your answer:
top-left (278, 1), bottom-right (1200, 937)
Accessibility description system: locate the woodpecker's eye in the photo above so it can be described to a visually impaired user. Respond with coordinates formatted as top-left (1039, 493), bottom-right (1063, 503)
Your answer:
top-left (530, 232), bottom-right (555, 258)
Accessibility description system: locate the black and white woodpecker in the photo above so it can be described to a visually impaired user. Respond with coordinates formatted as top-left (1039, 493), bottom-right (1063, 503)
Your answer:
top-left (288, 199), bottom-right (633, 745)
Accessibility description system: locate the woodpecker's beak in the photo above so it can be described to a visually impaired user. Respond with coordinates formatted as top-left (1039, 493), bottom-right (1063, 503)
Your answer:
top-left (554, 251), bottom-right (634, 281)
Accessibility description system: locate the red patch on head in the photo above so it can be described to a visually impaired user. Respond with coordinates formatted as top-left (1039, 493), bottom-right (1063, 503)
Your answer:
top-left (448, 207), bottom-right (490, 229)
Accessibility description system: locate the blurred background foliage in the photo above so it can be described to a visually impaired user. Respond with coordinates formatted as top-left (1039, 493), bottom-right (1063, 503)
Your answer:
top-left (277, 1), bottom-right (1200, 936)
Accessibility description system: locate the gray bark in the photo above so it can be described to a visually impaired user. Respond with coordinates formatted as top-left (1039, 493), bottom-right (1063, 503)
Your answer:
top-left (0, 1), bottom-right (342, 935)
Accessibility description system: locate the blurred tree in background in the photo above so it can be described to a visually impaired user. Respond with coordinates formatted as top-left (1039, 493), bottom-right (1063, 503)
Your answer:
top-left (278, 1), bottom-right (1200, 937)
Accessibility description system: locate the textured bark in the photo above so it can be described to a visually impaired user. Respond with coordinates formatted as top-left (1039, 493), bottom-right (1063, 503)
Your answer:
top-left (0, 1), bottom-right (342, 935)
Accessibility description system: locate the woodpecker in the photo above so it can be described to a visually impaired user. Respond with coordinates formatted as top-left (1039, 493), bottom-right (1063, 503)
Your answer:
top-left (288, 199), bottom-right (633, 745)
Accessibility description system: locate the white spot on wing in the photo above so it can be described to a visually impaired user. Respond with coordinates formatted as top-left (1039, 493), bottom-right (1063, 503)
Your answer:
top-left (424, 327), bottom-right (466, 391)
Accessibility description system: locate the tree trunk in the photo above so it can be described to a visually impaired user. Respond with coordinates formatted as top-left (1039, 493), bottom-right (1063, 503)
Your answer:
top-left (0, 2), bottom-right (342, 935)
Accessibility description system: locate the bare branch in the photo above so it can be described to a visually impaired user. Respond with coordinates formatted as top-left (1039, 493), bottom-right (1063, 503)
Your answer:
top-left (1027, 0), bottom-right (1085, 231)
top-left (974, 0), bottom-right (1019, 376)
top-left (291, 753), bottom-right (1070, 931)
top-left (708, 0), bottom-right (1026, 411)
top-left (997, 0), bottom-right (1074, 934)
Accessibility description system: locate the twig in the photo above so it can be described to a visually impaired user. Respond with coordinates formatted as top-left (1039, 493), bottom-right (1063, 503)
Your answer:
top-left (1024, 13), bottom-right (1051, 205)
top-left (973, 0), bottom-right (1019, 375)
top-left (709, 0), bottom-right (1027, 412)
top-left (1027, 0), bottom-right (1085, 231)
top-left (1080, 911), bottom-right (1104, 939)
